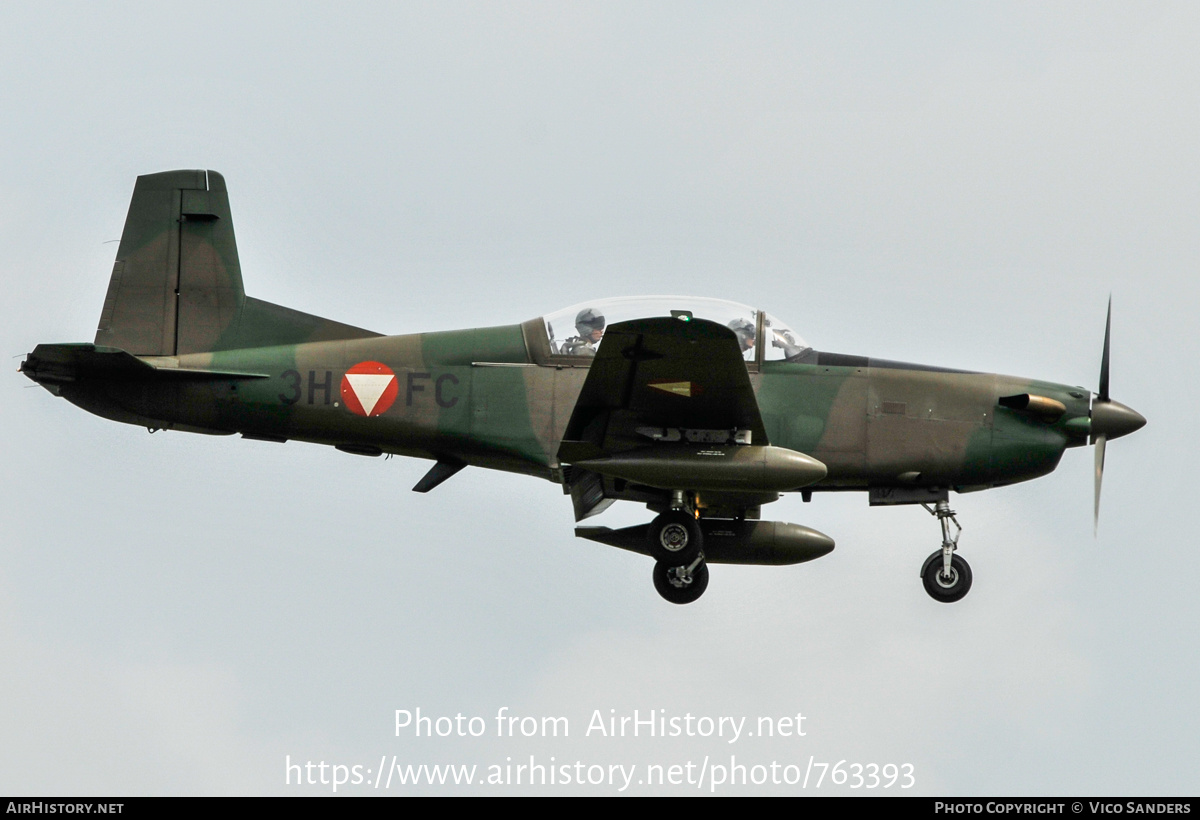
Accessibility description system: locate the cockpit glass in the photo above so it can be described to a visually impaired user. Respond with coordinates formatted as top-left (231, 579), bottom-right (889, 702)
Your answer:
top-left (761, 311), bottom-right (809, 361)
top-left (542, 297), bottom-right (809, 363)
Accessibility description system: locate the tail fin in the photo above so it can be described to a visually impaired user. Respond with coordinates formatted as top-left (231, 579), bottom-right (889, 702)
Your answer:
top-left (96, 170), bottom-right (242, 355)
top-left (96, 170), bottom-right (378, 355)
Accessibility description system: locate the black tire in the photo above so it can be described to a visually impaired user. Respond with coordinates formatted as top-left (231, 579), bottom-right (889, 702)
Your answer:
top-left (921, 550), bottom-right (972, 603)
top-left (647, 510), bottom-right (703, 565)
top-left (653, 560), bottom-right (710, 605)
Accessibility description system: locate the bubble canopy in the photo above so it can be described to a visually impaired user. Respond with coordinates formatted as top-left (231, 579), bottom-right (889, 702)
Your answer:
top-left (541, 296), bottom-right (810, 363)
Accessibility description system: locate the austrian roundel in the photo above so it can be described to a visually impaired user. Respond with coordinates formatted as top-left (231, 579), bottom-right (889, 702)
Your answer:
top-left (340, 361), bottom-right (399, 417)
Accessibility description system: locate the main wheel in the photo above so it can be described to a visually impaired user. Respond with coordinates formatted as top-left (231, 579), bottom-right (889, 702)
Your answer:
top-left (921, 551), bottom-right (973, 603)
top-left (647, 510), bottom-right (702, 565)
top-left (653, 560), bottom-right (710, 605)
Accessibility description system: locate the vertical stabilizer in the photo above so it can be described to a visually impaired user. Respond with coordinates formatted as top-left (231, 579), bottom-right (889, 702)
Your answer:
top-left (96, 170), bottom-right (245, 356)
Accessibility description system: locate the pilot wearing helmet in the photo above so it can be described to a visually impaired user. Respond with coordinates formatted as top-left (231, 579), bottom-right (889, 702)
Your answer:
top-left (728, 317), bottom-right (756, 355)
top-left (560, 308), bottom-right (606, 357)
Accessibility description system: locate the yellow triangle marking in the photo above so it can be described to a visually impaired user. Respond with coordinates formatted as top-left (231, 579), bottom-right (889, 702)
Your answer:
top-left (648, 381), bottom-right (693, 397)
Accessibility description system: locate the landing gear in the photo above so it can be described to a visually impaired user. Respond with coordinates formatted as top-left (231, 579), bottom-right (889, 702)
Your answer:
top-left (920, 499), bottom-right (972, 603)
top-left (653, 557), bottom-right (709, 604)
top-left (649, 492), bottom-right (708, 603)
top-left (647, 509), bottom-right (702, 565)
top-left (921, 551), bottom-right (972, 602)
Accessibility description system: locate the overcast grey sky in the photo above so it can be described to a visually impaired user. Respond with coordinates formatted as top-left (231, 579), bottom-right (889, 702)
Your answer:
top-left (1, 2), bottom-right (1194, 795)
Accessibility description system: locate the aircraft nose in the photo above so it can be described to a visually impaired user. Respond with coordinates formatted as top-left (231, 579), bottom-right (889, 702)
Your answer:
top-left (1090, 398), bottom-right (1146, 441)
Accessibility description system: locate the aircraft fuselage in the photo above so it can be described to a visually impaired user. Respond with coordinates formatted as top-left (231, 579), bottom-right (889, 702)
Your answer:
top-left (41, 321), bottom-right (1090, 497)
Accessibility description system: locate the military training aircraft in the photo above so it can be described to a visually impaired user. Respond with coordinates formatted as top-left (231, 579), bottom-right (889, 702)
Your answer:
top-left (21, 170), bottom-right (1147, 604)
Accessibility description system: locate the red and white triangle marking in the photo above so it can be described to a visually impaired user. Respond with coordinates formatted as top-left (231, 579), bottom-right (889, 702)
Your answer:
top-left (345, 373), bottom-right (394, 415)
top-left (341, 361), bottom-right (399, 417)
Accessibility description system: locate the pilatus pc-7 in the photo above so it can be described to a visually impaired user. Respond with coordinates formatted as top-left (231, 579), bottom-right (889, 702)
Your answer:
top-left (21, 170), bottom-right (1146, 604)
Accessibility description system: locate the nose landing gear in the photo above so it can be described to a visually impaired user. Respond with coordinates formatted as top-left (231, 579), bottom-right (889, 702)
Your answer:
top-left (919, 499), bottom-right (972, 602)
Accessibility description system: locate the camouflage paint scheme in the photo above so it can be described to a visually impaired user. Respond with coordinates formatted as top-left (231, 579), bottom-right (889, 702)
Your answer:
top-left (29, 327), bottom-right (1086, 489)
top-left (21, 170), bottom-right (1142, 602)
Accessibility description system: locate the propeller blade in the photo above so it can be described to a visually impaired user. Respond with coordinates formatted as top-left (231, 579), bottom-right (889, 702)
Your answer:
top-left (1093, 432), bottom-right (1106, 534)
top-left (1099, 296), bottom-right (1111, 402)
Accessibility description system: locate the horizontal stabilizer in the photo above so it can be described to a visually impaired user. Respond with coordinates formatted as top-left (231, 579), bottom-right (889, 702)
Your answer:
top-left (21, 343), bottom-right (268, 386)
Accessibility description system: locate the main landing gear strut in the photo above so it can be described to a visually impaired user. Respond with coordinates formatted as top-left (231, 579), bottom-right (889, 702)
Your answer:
top-left (919, 499), bottom-right (972, 603)
top-left (649, 491), bottom-right (709, 604)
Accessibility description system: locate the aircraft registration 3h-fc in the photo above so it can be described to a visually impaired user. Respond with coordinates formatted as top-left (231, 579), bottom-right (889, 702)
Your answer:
top-left (22, 171), bottom-right (1146, 604)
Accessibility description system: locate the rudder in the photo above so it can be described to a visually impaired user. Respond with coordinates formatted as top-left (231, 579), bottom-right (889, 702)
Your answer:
top-left (96, 170), bottom-right (244, 356)
top-left (95, 170), bottom-right (379, 355)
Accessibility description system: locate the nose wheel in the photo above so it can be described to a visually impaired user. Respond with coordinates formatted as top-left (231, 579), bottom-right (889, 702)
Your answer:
top-left (921, 550), bottom-right (972, 602)
top-left (919, 499), bottom-right (972, 603)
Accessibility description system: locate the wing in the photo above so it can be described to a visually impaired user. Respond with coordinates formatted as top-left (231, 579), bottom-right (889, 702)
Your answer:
top-left (558, 316), bottom-right (768, 462)
top-left (556, 317), bottom-right (820, 521)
